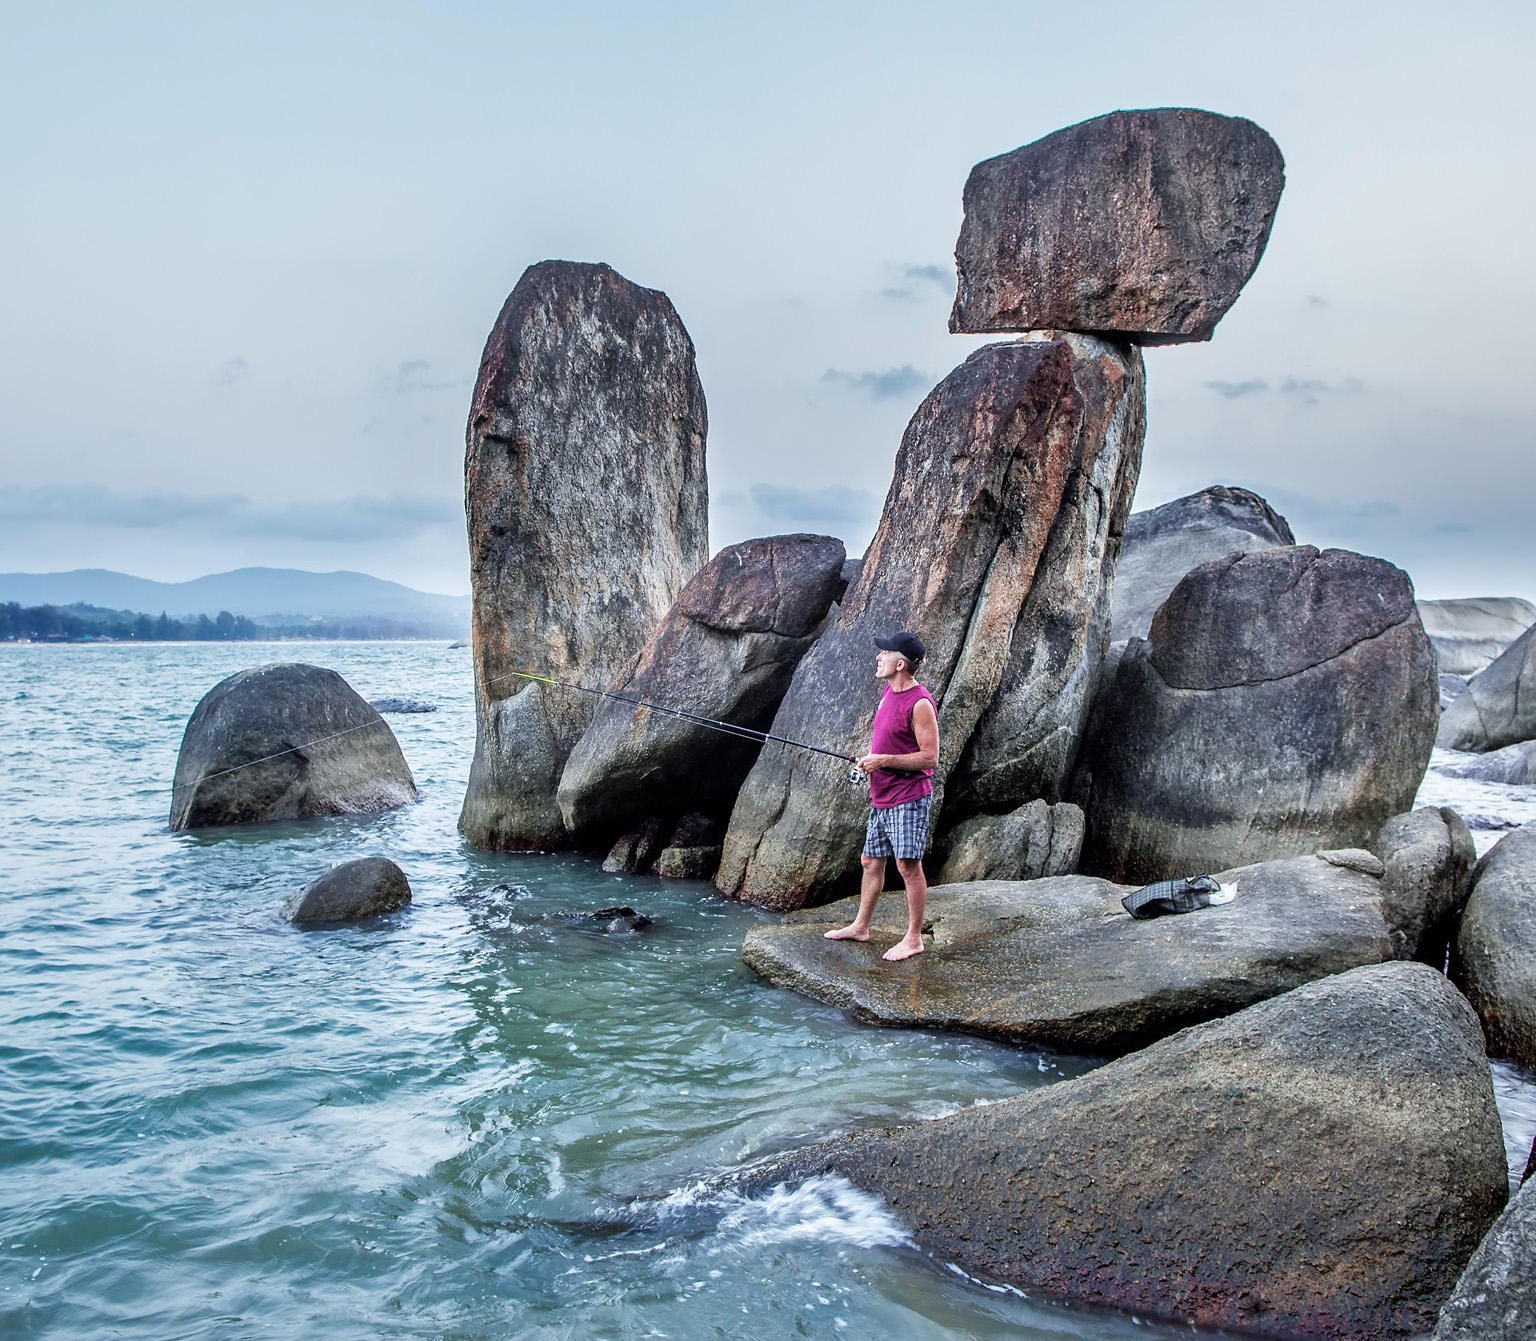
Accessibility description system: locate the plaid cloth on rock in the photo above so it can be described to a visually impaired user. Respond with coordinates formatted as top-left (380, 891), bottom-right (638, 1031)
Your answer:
top-left (1121, 874), bottom-right (1223, 919)
top-left (863, 796), bottom-right (932, 860)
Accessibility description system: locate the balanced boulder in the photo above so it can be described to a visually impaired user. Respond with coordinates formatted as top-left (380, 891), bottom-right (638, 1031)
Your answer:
top-left (1418, 596), bottom-right (1536, 676)
top-left (1078, 546), bottom-right (1439, 883)
top-left (460, 260), bottom-right (708, 851)
top-left (170, 664), bottom-right (416, 830)
top-left (1372, 806), bottom-right (1476, 963)
top-left (935, 799), bottom-right (1083, 884)
top-left (557, 533), bottom-right (846, 835)
top-left (744, 962), bottom-right (1507, 1339)
top-left (747, 850), bottom-right (1392, 1056)
top-left (951, 108), bottom-right (1285, 343)
top-left (281, 857), bottom-right (412, 924)
top-left (1434, 1174), bottom-right (1536, 1341)
top-left (1452, 825), bottom-right (1536, 1068)
top-left (1438, 623), bottom-right (1536, 753)
top-left (1110, 484), bottom-right (1296, 641)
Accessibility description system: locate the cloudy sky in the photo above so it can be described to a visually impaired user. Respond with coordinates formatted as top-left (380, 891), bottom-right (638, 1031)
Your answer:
top-left (1, 1), bottom-right (1530, 599)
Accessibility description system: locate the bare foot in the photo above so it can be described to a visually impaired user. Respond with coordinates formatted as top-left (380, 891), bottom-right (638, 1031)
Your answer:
top-left (824, 924), bottom-right (869, 942)
top-left (882, 937), bottom-right (925, 962)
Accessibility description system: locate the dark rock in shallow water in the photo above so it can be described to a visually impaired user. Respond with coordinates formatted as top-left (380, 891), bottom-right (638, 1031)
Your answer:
top-left (745, 962), bottom-right (1506, 1339)
top-left (951, 108), bottom-right (1285, 344)
top-left (935, 799), bottom-right (1083, 884)
top-left (1441, 740), bottom-right (1536, 785)
top-left (1434, 1174), bottom-right (1536, 1340)
top-left (368, 697), bottom-right (437, 714)
top-left (1438, 624), bottom-right (1536, 753)
top-left (1452, 825), bottom-right (1536, 1067)
top-left (1418, 596), bottom-right (1536, 676)
top-left (1078, 546), bottom-right (1439, 883)
top-left (171, 663), bottom-right (416, 829)
top-left (282, 857), bottom-right (412, 923)
top-left (460, 259), bottom-right (709, 852)
top-left (653, 846), bottom-right (721, 881)
top-left (559, 905), bottom-right (653, 933)
top-left (749, 851), bottom-right (1391, 1055)
top-left (1372, 806), bottom-right (1475, 963)
top-left (602, 817), bottom-right (667, 874)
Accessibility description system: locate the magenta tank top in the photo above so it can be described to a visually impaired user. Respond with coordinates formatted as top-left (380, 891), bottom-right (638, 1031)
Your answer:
top-left (869, 683), bottom-right (936, 808)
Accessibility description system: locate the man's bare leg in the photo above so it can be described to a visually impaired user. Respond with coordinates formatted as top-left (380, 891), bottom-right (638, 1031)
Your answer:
top-left (882, 857), bottom-right (927, 961)
top-left (824, 854), bottom-right (887, 941)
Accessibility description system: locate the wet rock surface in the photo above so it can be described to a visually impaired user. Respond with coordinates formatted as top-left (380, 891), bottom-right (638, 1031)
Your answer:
top-left (1452, 825), bottom-right (1536, 1068)
top-left (460, 260), bottom-right (708, 851)
top-left (1441, 740), bottom-right (1536, 785)
top-left (1433, 1173), bottom-right (1536, 1340)
top-left (602, 817), bottom-right (667, 874)
top-left (1438, 624), bottom-right (1536, 754)
top-left (935, 799), bottom-right (1083, 884)
top-left (653, 846), bottom-right (722, 880)
top-left (558, 534), bottom-right (845, 836)
top-left (281, 857), bottom-right (412, 924)
top-left (1372, 806), bottom-right (1476, 962)
top-left (557, 905), bottom-right (653, 934)
top-left (171, 664), bottom-right (416, 830)
top-left (746, 852), bottom-right (1392, 1055)
top-left (744, 962), bottom-right (1507, 1340)
top-left (1078, 546), bottom-right (1439, 883)
top-left (1418, 596), bottom-right (1536, 676)
top-left (951, 108), bottom-right (1285, 344)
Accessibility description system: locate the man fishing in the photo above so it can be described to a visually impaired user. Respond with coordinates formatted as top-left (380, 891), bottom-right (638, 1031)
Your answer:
top-left (825, 631), bottom-right (938, 961)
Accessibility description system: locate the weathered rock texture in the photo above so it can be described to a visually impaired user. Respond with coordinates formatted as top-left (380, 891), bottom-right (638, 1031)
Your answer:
top-left (1419, 596), bottom-right (1536, 676)
top-left (1372, 806), bottom-right (1476, 963)
top-left (460, 261), bottom-right (708, 850)
top-left (557, 533), bottom-right (845, 834)
top-left (1452, 825), bottom-right (1536, 1068)
top-left (170, 664), bottom-right (416, 830)
top-left (1110, 485), bottom-right (1295, 641)
top-left (749, 851), bottom-right (1391, 1056)
top-left (746, 962), bottom-right (1507, 1339)
top-left (951, 108), bottom-right (1285, 344)
top-left (281, 857), bottom-right (412, 924)
top-left (1438, 624), bottom-right (1536, 753)
top-left (1078, 546), bottom-right (1439, 884)
top-left (718, 335), bottom-right (1145, 910)
top-left (1434, 1173), bottom-right (1536, 1341)
top-left (935, 800), bottom-right (1083, 884)
top-left (1442, 740), bottom-right (1536, 786)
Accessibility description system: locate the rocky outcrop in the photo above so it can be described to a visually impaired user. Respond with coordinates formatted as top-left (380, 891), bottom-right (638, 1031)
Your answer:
top-left (1433, 1174), bottom-right (1536, 1340)
top-left (281, 857), bottom-right (412, 924)
top-left (170, 664), bottom-right (416, 830)
top-left (951, 108), bottom-right (1285, 344)
top-left (1452, 825), bottom-right (1536, 1067)
top-left (1373, 806), bottom-right (1476, 963)
top-left (1077, 546), bottom-right (1439, 883)
top-left (746, 851), bottom-right (1392, 1055)
top-left (460, 260), bottom-right (709, 851)
top-left (557, 533), bottom-right (846, 835)
top-left (744, 962), bottom-right (1507, 1339)
top-left (935, 800), bottom-right (1083, 884)
top-left (1109, 485), bottom-right (1296, 641)
top-left (1418, 596), bottom-right (1536, 676)
top-left (1441, 740), bottom-right (1536, 785)
top-left (1438, 624), bottom-right (1536, 753)
top-left (602, 817), bottom-right (667, 874)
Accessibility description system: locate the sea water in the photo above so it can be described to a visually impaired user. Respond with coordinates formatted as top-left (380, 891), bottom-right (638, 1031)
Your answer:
top-left (1, 642), bottom-right (1531, 1340)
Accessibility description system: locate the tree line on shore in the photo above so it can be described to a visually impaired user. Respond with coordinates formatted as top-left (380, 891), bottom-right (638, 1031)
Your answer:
top-left (0, 602), bottom-right (454, 642)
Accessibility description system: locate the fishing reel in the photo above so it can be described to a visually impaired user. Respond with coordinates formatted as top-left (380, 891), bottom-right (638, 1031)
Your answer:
top-left (845, 760), bottom-right (869, 789)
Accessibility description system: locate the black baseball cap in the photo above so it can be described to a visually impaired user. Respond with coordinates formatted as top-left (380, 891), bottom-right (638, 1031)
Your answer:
top-left (874, 631), bottom-right (925, 664)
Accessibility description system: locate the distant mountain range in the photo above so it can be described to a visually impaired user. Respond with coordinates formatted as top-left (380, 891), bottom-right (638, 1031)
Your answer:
top-left (0, 567), bottom-right (470, 638)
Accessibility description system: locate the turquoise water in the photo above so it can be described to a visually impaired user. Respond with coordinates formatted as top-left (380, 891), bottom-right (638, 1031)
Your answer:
top-left (1, 642), bottom-right (1220, 1340)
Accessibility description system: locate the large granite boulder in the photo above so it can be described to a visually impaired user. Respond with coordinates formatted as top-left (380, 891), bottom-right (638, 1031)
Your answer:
top-left (1419, 596), bottom-right (1536, 676)
top-left (746, 850), bottom-right (1392, 1056)
top-left (935, 799), bottom-right (1083, 884)
top-left (1110, 485), bottom-right (1295, 641)
top-left (745, 962), bottom-right (1507, 1339)
top-left (281, 857), bottom-right (412, 924)
top-left (1077, 546), bottom-right (1439, 884)
top-left (1452, 825), bottom-right (1536, 1068)
top-left (951, 108), bottom-right (1285, 344)
top-left (719, 334), bottom-right (1145, 910)
top-left (1438, 624), bottom-right (1536, 753)
top-left (459, 261), bottom-right (709, 850)
top-left (1434, 1174), bottom-right (1536, 1340)
top-left (1372, 806), bottom-right (1476, 963)
top-left (170, 664), bottom-right (416, 830)
top-left (557, 533), bottom-right (846, 836)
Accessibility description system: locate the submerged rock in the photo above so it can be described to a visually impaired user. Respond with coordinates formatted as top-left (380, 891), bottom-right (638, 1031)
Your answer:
top-left (1438, 624), bottom-right (1536, 753)
top-left (368, 697), bottom-right (437, 714)
top-left (951, 108), bottom-right (1285, 344)
top-left (745, 962), bottom-right (1506, 1339)
top-left (1452, 825), bottom-right (1536, 1067)
top-left (460, 260), bottom-right (709, 851)
top-left (747, 851), bottom-right (1392, 1056)
top-left (1109, 485), bottom-right (1295, 641)
top-left (1433, 1173), bottom-right (1536, 1340)
top-left (1078, 546), bottom-right (1439, 883)
top-left (282, 857), bottom-right (412, 924)
top-left (558, 905), bottom-right (653, 933)
top-left (935, 799), bottom-right (1083, 884)
top-left (171, 664), bottom-right (416, 830)
top-left (1372, 806), bottom-right (1476, 963)
top-left (1418, 596), bottom-right (1536, 676)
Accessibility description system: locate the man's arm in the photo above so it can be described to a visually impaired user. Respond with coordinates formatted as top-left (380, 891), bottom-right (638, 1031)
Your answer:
top-left (859, 698), bottom-right (940, 773)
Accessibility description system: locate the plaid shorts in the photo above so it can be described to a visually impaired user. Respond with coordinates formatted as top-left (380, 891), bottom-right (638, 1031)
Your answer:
top-left (863, 795), bottom-right (932, 860)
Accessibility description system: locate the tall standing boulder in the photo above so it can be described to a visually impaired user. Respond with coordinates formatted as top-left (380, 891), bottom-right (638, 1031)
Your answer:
top-left (715, 339), bottom-right (1087, 910)
top-left (1078, 546), bottom-right (1439, 883)
top-left (1372, 806), bottom-right (1476, 963)
top-left (1110, 484), bottom-right (1296, 641)
top-left (170, 664), bottom-right (416, 830)
top-left (557, 533), bottom-right (847, 835)
top-left (1438, 624), bottom-right (1536, 753)
top-left (1451, 825), bottom-right (1536, 1068)
top-left (459, 261), bottom-right (709, 850)
top-left (1418, 596), bottom-right (1536, 676)
top-left (951, 108), bottom-right (1285, 344)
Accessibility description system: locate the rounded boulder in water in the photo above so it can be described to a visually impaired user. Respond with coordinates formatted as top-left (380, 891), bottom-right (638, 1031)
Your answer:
top-left (170, 663), bottom-right (416, 830)
top-left (282, 857), bottom-right (412, 924)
